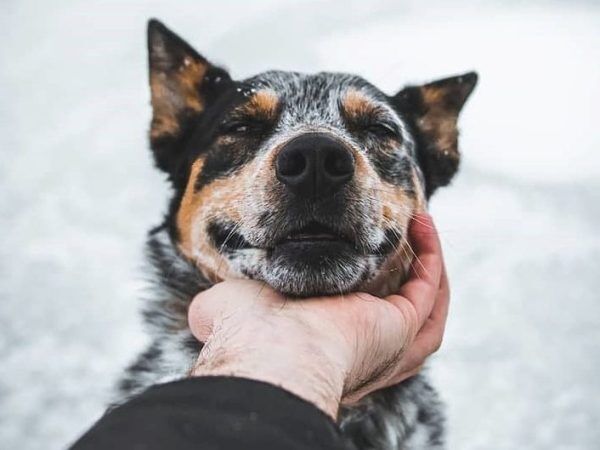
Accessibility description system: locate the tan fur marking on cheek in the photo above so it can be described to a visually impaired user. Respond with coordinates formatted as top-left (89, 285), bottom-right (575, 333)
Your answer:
top-left (177, 159), bottom-right (253, 282)
top-left (379, 182), bottom-right (415, 230)
top-left (177, 159), bottom-right (205, 255)
top-left (378, 181), bottom-right (418, 276)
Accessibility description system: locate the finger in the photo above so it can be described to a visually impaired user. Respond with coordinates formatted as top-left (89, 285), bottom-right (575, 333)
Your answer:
top-left (345, 266), bottom-right (449, 401)
top-left (435, 260), bottom-right (450, 324)
top-left (386, 213), bottom-right (443, 326)
top-left (395, 263), bottom-right (450, 370)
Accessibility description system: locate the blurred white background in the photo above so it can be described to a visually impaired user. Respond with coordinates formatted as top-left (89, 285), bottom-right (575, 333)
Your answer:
top-left (1, 0), bottom-right (599, 448)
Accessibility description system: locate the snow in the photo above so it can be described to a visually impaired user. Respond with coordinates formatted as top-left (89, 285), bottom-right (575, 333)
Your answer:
top-left (1, 1), bottom-right (599, 449)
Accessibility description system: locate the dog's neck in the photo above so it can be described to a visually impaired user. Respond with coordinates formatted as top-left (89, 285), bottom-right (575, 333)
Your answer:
top-left (143, 226), bottom-right (212, 333)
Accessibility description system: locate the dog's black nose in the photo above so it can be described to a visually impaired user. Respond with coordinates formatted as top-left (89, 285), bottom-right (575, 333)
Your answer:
top-left (276, 133), bottom-right (354, 198)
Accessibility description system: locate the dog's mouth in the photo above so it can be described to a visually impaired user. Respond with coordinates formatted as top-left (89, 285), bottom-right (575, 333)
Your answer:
top-left (209, 221), bottom-right (356, 252)
top-left (207, 219), bottom-right (385, 296)
top-left (266, 220), bottom-right (364, 296)
top-left (277, 222), bottom-right (355, 246)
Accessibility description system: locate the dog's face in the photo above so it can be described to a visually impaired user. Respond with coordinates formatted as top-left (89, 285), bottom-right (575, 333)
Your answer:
top-left (147, 20), bottom-right (476, 296)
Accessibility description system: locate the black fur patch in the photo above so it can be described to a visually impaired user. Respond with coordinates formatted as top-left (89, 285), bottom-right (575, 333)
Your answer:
top-left (371, 151), bottom-right (415, 190)
top-left (375, 228), bottom-right (402, 257)
top-left (207, 222), bottom-right (253, 252)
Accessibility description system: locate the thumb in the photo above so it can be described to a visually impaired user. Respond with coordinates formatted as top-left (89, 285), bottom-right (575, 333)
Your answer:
top-left (187, 280), bottom-right (274, 342)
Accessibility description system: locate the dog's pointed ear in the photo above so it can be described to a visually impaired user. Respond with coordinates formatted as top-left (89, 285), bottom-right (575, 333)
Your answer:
top-left (147, 19), bottom-right (231, 174)
top-left (394, 72), bottom-right (477, 197)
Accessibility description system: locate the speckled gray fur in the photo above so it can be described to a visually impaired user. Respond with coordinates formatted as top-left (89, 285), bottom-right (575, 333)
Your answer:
top-left (116, 70), bottom-right (445, 450)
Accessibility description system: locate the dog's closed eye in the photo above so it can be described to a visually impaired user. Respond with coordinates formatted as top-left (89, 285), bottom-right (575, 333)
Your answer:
top-left (364, 121), bottom-right (401, 140)
top-left (219, 119), bottom-right (254, 135)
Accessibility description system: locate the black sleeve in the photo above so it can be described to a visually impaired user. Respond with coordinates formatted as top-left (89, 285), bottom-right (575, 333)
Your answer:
top-left (71, 376), bottom-right (353, 450)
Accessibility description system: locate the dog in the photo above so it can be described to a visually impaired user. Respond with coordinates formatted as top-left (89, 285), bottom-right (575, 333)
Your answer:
top-left (115, 19), bottom-right (477, 450)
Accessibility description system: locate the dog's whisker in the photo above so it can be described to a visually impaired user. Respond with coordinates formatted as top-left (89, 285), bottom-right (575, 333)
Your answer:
top-left (213, 220), bottom-right (247, 280)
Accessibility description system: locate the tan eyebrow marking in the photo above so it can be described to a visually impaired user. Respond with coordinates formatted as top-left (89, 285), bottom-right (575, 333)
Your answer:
top-left (341, 88), bottom-right (380, 119)
top-left (237, 89), bottom-right (279, 120)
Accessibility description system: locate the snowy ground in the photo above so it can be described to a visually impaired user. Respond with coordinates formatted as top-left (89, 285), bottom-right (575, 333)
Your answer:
top-left (1, 1), bottom-right (599, 449)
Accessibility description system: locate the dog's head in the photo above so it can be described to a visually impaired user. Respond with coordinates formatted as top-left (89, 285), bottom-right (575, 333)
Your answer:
top-left (147, 20), bottom-right (476, 296)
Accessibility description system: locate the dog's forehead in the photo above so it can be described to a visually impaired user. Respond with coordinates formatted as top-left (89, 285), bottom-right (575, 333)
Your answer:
top-left (243, 70), bottom-right (389, 124)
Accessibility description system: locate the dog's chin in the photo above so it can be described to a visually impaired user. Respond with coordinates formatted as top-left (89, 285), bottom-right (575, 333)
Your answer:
top-left (260, 240), bottom-right (368, 297)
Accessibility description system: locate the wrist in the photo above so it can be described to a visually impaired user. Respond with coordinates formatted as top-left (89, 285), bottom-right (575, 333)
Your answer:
top-left (191, 340), bottom-right (346, 419)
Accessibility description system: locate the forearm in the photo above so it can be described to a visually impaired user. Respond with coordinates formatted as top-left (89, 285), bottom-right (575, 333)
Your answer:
top-left (71, 377), bottom-right (351, 450)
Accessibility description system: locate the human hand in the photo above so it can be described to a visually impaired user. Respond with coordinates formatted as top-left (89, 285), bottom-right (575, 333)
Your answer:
top-left (187, 213), bottom-right (449, 419)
